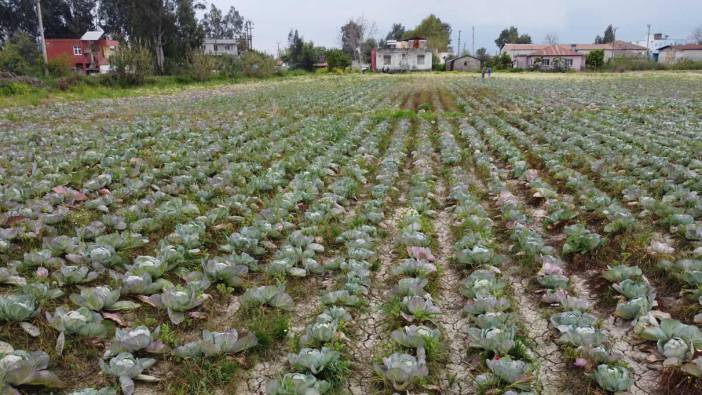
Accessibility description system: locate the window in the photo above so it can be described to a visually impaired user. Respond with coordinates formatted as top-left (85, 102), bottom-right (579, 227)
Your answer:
top-left (224, 45), bottom-right (232, 51)
top-left (73, 46), bottom-right (82, 55)
top-left (213, 44), bottom-right (219, 52)
top-left (541, 58), bottom-right (550, 66)
top-left (383, 55), bottom-right (391, 65)
top-left (417, 54), bottom-right (425, 65)
top-left (564, 58), bottom-right (573, 67)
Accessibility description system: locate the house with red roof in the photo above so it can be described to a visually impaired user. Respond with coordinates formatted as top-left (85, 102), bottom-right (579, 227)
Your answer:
top-left (657, 44), bottom-right (702, 64)
top-left (512, 45), bottom-right (585, 71)
top-left (45, 31), bottom-right (119, 74)
top-left (505, 41), bottom-right (647, 71)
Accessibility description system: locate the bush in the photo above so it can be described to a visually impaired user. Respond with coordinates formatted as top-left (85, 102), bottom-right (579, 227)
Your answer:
top-left (668, 59), bottom-right (702, 70)
top-left (586, 49), bottom-right (605, 70)
top-left (603, 57), bottom-right (663, 72)
top-left (326, 49), bottom-right (351, 71)
top-left (0, 32), bottom-right (41, 76)
top-left (111, 43), bottom-right (154, 85)
top-left (0, 81), bottom-right (31, 96)
top-left (53, 75), bottom-right (85, 91)
top-left (187, 52), bottom-right (218, 82)
top-left (48, 54), bottom-right (73, 77)
top-left (241, 51), bottom-right (277, 78)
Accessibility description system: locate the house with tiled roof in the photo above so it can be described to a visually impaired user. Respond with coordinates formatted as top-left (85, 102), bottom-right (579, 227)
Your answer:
top-left (573, 41), bottom-right (647, 61)
top-left (505, 41), bottom-right (647, 71)
top-left (512, 45), bottom-right (585, 71)
top-left (657, 44), bottom-right (702, 64)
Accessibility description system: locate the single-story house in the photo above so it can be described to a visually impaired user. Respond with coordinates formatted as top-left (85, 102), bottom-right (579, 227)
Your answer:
top-left (513, 45), bottom-right (585, 71)
top-left (572, 41), bottom-right (647, 61)
top-left (502, 43), bottom-right (552, 59)
top-left (371, 37), bottom-right (433, 72)
top-left (657, 44), bottom-right (702, 64)
top-left (446, 55), bottom-right (482, 71)
top-left (202, 38), bottom-right (238, 56)
top-left (504, 41), bottom-right (647, 68)
top-left (45, 31), bottom-right (118, 74)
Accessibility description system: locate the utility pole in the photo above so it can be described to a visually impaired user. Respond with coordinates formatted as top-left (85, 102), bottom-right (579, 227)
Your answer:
top-left (646, 24), bottom-right (651, 58)
top-left (244, 21), bottom-right (254, 51)
top-left (35, 0), bottom-right (49, 76)
top-left (472, 25), bottom-right (475, 56)
top-left (457, 30), bottom-right (461, 56)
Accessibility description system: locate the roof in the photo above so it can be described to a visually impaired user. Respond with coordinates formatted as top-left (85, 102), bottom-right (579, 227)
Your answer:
top-left (204, 38), bottom-right (238, 44)
top-left (448, 55), bottom-right (481, 63)
top-left (81, 31), bottom-right (104, 41)
top-left (502, 44), bottom-right (548, 51)
top-left (504, 41), bottom-right (646, 53)
top-left (659, 44), bottom-right (702, 51)
top-left (531, 45), bottom-right (583, 57)
top-left (575, 41), bottom-right (646, 50)
top-left (402, 36), bottom-right (427, 41)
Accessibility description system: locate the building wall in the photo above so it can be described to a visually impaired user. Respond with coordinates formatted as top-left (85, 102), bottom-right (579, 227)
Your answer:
top-left (375, 49), bottom-right (433, 72)
top-left (574, 48), bottom-right (646, 62)
top-left (451, 57), bottom-right (481, 71)
top-left (659, 49), bottom-right (702, 64)
top-left (202, 40), bottom-right (238, 56)
top-left (45, 39), bottom-right (118, 73)
top-left (513, 55), bottom-right (584, 71)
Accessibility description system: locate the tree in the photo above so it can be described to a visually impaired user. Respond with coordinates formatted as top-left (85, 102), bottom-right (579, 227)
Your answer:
top-left (586, 49), bottom-right (605, 70)
top-left (475, 47), bottom-right (491, 64)
top-left (691, 25), bottom-right (702, 44)
top-left (326, 48), bottom-right (351, 71)
top-left (495, 26), bottom-right (531, 50)
top-left (386, 23), bottom-right (405, 41)
top-left (603, 25), bottom-right (616, 43)
top-left (175, 0), bottom-right (205, 56)
top-left (283, 30), bottom-right (321, 71)
top-left (544, 34), bottom-right (558, 45)
top-left (340, 19), bottom-right (364, 61)
top-left (65, 0), bottom-right (98, 36)
top-left (0, 0), bottom-right (97, 42)
top-left (595, 25), bottom-right (616, 44)
top-left (340, 17), bottom-right (375, 63)
top-left (202, 4), bottom-right (245, 39)
top-left (494, 52), bottom-right (512, 69)
top-left (406, 14), bottom-right (451, 51)
top-left (99, 0), bottom-right (178, 73)
top-left (361, 38), bottom-right (377, 63)
top-left (0, 32), bottom-right (42, 75)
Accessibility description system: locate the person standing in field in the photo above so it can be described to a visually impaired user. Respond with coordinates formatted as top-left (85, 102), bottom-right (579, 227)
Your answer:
top-left (487, 66), bottom-right (492, 78)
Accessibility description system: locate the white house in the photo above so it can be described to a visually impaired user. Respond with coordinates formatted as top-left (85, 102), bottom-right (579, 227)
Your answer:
top-left (202, 38), bottom-right (238, 56)
top-left (372, 37), bottom-right (433, 72)
top-left (633, 33), bottom-right (688, 61)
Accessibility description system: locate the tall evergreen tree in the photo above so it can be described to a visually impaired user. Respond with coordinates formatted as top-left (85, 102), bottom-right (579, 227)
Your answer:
top-left (175, 0), bottom-right (204, 55)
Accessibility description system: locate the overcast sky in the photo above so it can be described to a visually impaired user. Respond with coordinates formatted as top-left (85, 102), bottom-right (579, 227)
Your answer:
top-left (209, 0), bottom-right (701, 56)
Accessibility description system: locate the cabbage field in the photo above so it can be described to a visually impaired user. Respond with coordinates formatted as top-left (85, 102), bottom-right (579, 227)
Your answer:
top-left (1, 72), bottom-right (702, 395)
